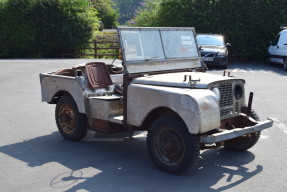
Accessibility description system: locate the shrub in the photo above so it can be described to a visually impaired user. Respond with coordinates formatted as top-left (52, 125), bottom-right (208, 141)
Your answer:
top-left (0, 0), bottom-right (37, 57)
top-left (0, 0), bottom-right (99, 58)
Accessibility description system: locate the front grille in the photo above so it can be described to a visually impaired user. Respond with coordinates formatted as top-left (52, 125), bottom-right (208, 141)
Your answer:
top-left (219, 83), bottom-right (233, 107)
top-left (220, 108), bottom-right (233, 117)
top-left (235, 102), bottom-right (240, 113)
top-left (201, 53), bottom-right (215, 57)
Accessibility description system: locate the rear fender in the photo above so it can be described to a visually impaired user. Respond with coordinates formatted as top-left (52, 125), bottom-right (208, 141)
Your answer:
top-left (40, 73), bottom-right (86, 113)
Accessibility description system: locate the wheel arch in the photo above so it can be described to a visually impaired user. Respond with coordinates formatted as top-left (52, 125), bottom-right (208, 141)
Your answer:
top-left (140, 107), bottom-right (186, 131)
top-left (48, 90), bottom-right (73, 104)
top-left (49, 90), bottom-right (86, 113)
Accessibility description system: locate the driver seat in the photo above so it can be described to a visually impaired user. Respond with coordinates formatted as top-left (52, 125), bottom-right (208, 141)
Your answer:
top-left (85, 62), bottom-right (113, 89)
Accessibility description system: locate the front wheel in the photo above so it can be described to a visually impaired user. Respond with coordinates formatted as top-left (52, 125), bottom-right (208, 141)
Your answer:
top-left (55, 95), bottom-right (87, 141)
top-left (224, 108), bottom-right (261, 151)
top-left (147, 115), bottom-right (200, 174)
top-left (283, 58), bottom-right (287, 71)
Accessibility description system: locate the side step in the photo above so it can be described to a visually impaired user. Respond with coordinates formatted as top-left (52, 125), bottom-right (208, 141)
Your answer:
top-left (109, 115), bottom-right (124, 124)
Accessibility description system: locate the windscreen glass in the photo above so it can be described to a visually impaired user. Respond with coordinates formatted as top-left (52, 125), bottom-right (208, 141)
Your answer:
top-left (161, 30), bottom-right (198, 58)
top-left (120, 29), bottom-right (199, 62)
top-left (197, 35), bottom-right (224, 46)
top-left (121, 30), bottom-right (165, 61)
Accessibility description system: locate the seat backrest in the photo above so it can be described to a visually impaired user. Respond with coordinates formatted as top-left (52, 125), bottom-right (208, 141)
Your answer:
top-left (85, 62), bottom-right (113, 88)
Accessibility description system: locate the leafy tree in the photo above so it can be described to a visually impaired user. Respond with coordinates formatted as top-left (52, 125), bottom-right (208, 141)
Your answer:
top-left (113, 0), bottom-right (142, 24)
top-left (132, 0), bottom-right (287, 60)
top-left (133, 0), bottom-right (161, 26)
top-left (91, 0), bottom-right (118, 29)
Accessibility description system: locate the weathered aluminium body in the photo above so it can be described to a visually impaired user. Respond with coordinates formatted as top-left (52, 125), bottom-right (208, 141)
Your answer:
top-left (40, 27), bottom-right (273, 174)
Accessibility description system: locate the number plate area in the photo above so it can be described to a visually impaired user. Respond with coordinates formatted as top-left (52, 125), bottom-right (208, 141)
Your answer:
top-left (202, 57), bottom-right (214, 61)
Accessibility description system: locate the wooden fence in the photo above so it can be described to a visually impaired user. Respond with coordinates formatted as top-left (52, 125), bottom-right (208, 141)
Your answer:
top-left (59, 40), bottom-right (120, 58)
top-left (79, 40), bottom-right (120, 58)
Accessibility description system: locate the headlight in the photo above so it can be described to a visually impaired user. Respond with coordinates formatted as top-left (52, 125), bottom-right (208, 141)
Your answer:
top-left (217, 51), bottom-right (227, 56)
top-left (234, 84), bottom-right (243, 100)
top-left (212, 87), bottom-right (220, 101)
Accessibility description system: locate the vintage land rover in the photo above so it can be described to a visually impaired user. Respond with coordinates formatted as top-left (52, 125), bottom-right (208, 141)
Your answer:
top-left (40, 27), bottom-right (273, 174)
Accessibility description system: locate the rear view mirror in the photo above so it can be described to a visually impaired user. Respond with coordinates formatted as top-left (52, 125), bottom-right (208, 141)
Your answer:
top-left (226, 43), bottom-right (231, 47)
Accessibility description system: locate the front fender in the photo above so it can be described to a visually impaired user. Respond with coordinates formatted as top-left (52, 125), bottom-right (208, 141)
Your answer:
top-left (127, 84), bottom-right (220, 134)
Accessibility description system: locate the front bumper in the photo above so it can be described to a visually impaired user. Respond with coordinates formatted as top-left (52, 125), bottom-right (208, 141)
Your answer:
top-left (204, 56), bottom-right (228, 66)
top-left (200, 118), bottom-right (273, 144)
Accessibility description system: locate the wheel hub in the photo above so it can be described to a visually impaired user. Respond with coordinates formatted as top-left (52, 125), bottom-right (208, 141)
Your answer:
top-left (59, 104), bottom-right (76, 134)
top-left (156, 130), bottom-right (184, 165)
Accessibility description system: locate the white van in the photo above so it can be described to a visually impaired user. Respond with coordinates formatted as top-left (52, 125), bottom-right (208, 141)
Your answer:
top-left (268, 27), bottom-right (287, 70)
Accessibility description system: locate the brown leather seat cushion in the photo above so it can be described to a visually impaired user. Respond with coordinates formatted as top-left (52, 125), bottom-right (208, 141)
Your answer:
top-left (85, 62), bottom-right (113, 88)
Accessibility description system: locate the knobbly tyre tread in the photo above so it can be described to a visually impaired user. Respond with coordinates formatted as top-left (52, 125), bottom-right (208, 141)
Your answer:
top-left (55, 95), bottom-right (87, 141)
top-left (147, 114), bottom-right (200, 174)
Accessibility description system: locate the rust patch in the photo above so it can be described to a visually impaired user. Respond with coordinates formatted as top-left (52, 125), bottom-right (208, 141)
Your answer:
top-left (88, 118), bottom-right (124, 133)
top-left (200, 102), bottom-right (210, 110)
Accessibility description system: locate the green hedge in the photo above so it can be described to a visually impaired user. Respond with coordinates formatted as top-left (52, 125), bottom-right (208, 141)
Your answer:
top-left (133, 0), bottom-right (287, 61)
top-left (0, 0), bottom-right (99, 58)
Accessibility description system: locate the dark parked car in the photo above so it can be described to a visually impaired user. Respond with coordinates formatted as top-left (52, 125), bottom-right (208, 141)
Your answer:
top-left (197, 34), bottom-right (230, 69)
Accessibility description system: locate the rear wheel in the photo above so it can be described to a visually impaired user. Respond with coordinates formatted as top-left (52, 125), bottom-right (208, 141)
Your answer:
top-left (55, 95), bottom-right (87, 141)
top-left (221, 64), bottom-right (228, 69)
top-left (267, 53), bottom-right (272, 65)
top-left (221, 58), bottom-right (228, 69)
top-left (283, 58), bottom-right (287, 71)
top-left (224, 109), bottom-right (261, 151)
top-left (147, 115), bottom-right (200, 174)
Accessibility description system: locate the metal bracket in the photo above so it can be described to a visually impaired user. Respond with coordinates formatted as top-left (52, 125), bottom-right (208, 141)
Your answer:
top-left (247, 92), bottom-right (254, 116)
top-left (184, 75), bottom-right (200, 88)
top-left (223, 71), bottom-right (234, 77)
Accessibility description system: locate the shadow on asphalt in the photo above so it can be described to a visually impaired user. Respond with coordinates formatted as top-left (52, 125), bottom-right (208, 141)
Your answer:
top-left (0, 132), bottom-right (262, 191)
top-left (208, 61), bottom-right (287, 76)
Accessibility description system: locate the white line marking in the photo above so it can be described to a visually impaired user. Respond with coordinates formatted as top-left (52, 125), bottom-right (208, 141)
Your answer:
top-left (260, 129), bottom-right (271, 140)
top-left (270, 118), bottom-right (287, 135)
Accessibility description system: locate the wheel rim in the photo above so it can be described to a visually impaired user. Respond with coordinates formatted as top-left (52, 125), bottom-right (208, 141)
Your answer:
top-left (154, 128), bottom-right (184, 166)
top-left (58, 104), bottom-right (77, 134)
top-left (267, 54), bottom-right (271, 64)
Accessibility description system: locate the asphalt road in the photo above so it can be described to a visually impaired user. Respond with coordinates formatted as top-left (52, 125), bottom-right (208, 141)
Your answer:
top-left (0, 59), bottom-right (286, 192)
